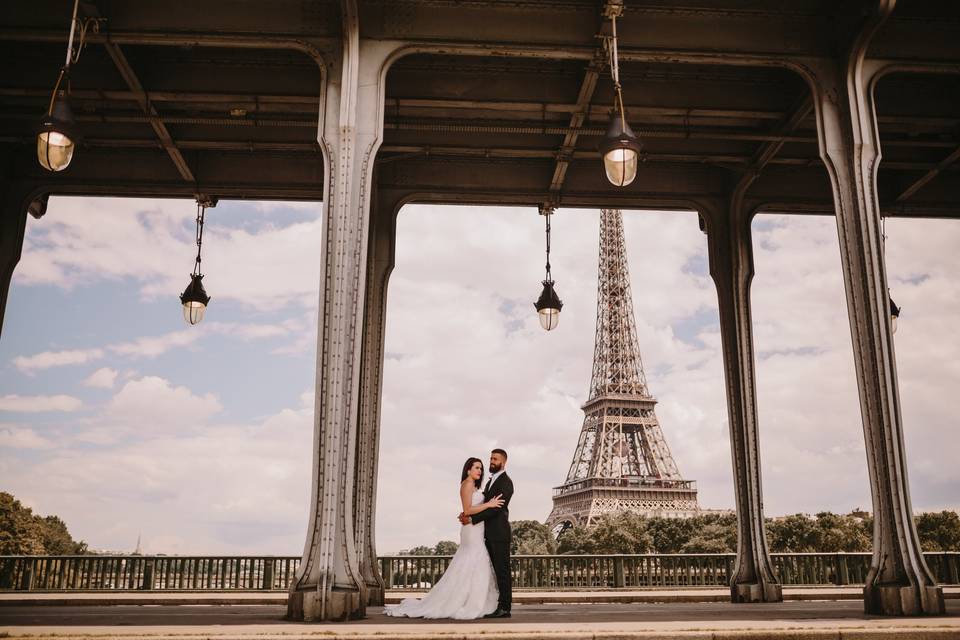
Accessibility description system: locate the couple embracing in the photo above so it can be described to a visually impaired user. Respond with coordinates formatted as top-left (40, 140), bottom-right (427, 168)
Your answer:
top-left (385, 448), bottom-right (514, 620)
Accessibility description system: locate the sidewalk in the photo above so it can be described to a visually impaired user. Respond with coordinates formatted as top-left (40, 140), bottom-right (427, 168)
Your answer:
top-left (1, 586), bottom-right (959, 606)
top-left (1, 599), bottom-right (959, 639)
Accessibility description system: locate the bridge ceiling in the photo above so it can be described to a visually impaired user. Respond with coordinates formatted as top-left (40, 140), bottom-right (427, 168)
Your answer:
top-left (0, 0), bottom-right (957, 216)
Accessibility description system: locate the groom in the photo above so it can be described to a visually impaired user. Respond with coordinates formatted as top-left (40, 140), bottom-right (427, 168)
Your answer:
top-left (459, 448), bottom-right (513, 618)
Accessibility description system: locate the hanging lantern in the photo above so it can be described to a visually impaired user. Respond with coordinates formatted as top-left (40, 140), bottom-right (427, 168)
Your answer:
top-left (533, 206), bottom-right (563, 331)
top-left (180, 274), bottom-right (211, 325)
top-left (37, 91), bottom-right (79, 172)
top-left (535, 280), bottom-right (563, 331)
top-left (179, 199), bottom-right (214, 325)
top-left (598, 8), bottom-right (641, 188)
top-left (38, 0), bottom-right (90, 172)
top-left (600, 113), bottom-right (641, 187)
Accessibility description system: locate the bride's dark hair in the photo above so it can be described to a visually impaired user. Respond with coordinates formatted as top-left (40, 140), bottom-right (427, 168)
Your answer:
top-left (461, 457), bottom-right (484, 489)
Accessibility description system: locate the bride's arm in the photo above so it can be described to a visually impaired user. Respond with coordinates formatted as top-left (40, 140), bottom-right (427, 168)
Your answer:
top-left (460, 483), bottom-right (504, 516)
top-left (459, 481), bottom-right (476, 515)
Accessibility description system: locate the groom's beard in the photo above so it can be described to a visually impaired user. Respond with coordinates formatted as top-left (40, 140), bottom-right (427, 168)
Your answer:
top-left (489, 463), bottom-right (501, 473)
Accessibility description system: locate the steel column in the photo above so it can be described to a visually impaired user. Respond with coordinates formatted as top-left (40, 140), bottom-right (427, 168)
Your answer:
top-left (810, 0), bottom-right (946, 617)
top-left (352, 184), bottom-right (402, 607)
top-left (0, 182), bottom-right (44, 340)
top-left (285, 2), bottom-right (400, 619)
top-left (703, 193), bottom-right (782, 604)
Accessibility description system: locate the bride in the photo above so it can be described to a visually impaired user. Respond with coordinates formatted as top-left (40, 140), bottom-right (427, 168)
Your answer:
top-left (384, 457), bottom-right (504, 619)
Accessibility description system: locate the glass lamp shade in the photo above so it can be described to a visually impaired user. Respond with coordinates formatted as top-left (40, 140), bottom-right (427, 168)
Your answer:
top-left (889, 296), bottom-right (900, 334)
top-left (37, 97), bottom-right (78, 172)
top-left (599, 113), bottom-right (642, 187)
top-left (534, 280), bottom-right (563, 331)
top-left (539, 308), bottom-right (560, 331)
top-left (180, 274), bottom-right (211, 326)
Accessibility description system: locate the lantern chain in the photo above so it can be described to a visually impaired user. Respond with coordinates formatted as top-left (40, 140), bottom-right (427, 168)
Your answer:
top-left (544, 207), bottom-right (554, 282)
top-left (193, 201), bottom-right (207, 277)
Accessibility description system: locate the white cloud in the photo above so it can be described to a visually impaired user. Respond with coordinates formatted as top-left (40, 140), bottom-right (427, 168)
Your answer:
top-left (13, 323), bottom-right (292, 372)
top-left (104, 376), bottom-right (223, 435)
top-left (82, 367), bottom-right (119, 389)
top-left (1, 399), bottom-right (312, 554)
top-left (205, 321), bottom-right (290, 341)
top-left (108, 329), bottom-right (201, 359)
top-left (14, 196), bottom-right (323, 311)
top-left (0, 394), bottom-right (82, 412)
top-left (14, 348), bottom-right (104, 373)
top-left (0, 425), bottom-right (55, 449)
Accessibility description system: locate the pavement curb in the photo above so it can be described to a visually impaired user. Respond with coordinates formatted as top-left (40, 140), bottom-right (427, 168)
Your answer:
top-left (5, 589), bottom-right (960, 607)
top-left (4, 629), bottom-right (960, 640)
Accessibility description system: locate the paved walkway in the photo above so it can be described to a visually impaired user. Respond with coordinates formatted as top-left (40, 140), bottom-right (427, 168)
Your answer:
top-left (3, 586), bottom-right (959, 606)
top-left (1, 600), bottom-right (959, 639)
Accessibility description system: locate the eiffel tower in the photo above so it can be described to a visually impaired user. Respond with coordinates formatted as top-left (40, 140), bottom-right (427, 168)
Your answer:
top-left (546, 209), bottom-right (700, 535)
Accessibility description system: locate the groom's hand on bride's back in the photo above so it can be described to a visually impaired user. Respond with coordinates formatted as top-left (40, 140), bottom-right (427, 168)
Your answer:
top-left (457, 512), bottom-right (470, 525)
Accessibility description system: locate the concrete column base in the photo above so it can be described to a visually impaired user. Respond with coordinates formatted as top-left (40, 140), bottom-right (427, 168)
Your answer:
top-left (365, 584), bottom-right (385, 607)
top-left (731, 582), bottom-right (783, 603)
top-left (286, 587), bottom-right (363, 622)
top-left (864, 584), bottom-right (945, 616)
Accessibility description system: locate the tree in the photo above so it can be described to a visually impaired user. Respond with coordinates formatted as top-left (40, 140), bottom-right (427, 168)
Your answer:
top-left (433, 540), bottom-right (459, 555)
top-left (403, 545), bottom-right (434, 556)
top-left (812, 511), bottom-right (870, 552)
top-left (766, 514), bottom-right (819, 552)
top-left (915, 511), bottom-right (960, 551)
top-left (0, 492), bottom-right (86, 555)
top-left (646, 516), bottom-right (698, 553)
top-left (557, 524), bottom-right (596, 554)
top-left (679, 514), bottom-right (737, 553)
top-left (682, 524), bottom-right (733, 553)
top-left (511, 520), bottom-right (557, 555)
top-left (558, 512), bottom-right (654, 554)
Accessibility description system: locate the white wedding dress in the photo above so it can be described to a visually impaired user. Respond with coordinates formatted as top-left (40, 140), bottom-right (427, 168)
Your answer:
top-left (384, 489), bottom-right (499, 619)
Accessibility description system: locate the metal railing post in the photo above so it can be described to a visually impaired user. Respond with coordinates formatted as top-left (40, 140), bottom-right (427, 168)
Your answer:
top-left (613, 556), bottom-right (625, 588)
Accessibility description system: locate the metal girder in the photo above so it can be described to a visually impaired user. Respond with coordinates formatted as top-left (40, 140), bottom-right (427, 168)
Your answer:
top-left (895, 144), bottom-right (960, 202)
top-left (743, 96), bottom-right (813, 177)
top-left (0, 88), bottom-right (320, 108)
top-left (102, 39), bottom-right (196, 184)
top-left (547, 55), bottom-right (604, 203)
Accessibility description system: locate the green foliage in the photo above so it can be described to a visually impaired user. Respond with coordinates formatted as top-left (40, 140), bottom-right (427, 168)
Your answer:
top-left (402, 545), bottom-right (435, 556)
top-left (510, 520), bottom-right (557, 555)
top-left (681, 514), bottom-right (738, 553)
top-left (0, 492), bottom-right (87, 555)
top-left (433, 540), bottom-right (459, 555)
top-left (553, 510), bottom-right (958, 555)
top-left (556, 523), bottom-right (596, 554)
top-left (766, 512), bottom-right (871, 552)
top-left (916, 511), bottom-right (960, 551)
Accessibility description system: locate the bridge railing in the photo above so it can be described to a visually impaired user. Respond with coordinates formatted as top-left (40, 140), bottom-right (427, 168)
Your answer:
top-left (2, 552), bottom-right (958, 591)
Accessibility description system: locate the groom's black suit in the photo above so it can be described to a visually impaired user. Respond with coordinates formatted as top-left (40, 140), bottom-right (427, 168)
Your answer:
top-left (470, 471), bottom-right (513, 612)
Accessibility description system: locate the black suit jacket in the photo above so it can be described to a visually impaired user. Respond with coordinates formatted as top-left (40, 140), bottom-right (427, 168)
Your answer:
top-left (470, 472), bottom-right (513, 541)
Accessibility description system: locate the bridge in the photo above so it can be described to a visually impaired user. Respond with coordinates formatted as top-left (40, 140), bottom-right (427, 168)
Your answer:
top-left (2, 0), bottom-right (959, 625)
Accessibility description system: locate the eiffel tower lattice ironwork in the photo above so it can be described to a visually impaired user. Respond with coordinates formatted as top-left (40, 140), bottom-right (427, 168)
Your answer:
top-left (546, 209), bottom-right (699, 535)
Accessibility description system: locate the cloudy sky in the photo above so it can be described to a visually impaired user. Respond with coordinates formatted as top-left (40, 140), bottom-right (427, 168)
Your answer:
top-left (0, 196), bottom-right (957, 555)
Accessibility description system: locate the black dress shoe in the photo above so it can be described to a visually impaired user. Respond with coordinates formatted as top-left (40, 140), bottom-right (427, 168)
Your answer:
top-left (483, 608), bottom-right (511, 618)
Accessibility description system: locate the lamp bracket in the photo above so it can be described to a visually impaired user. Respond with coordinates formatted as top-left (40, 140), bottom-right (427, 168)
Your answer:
top-left (195, 194), bottom-right (219, 208)
top-left (602, 0), bottom-right (624, 19)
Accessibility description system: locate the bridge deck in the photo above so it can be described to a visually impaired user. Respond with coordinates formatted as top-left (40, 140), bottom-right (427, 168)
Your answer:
top-left (2, 600), bottom-right (959, 639)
